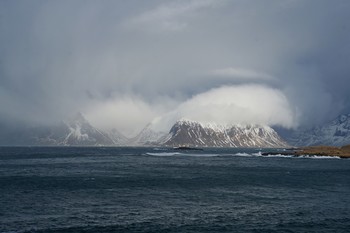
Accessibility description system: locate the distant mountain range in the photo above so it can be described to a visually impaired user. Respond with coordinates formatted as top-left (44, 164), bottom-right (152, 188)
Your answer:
top-left (0, 113), bottom-right (127, 146)
top-left (2, 113), bottom-right (350, 147)
top-left (0, 113), bottom-right (287, 148)
top-left (287, 114), bottom-right (350, 147)
top-left (129, 119), bottom-right (288, 148)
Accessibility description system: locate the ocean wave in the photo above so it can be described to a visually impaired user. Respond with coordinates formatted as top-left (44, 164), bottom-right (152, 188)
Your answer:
top-left (146, 152), bottom-right (184, 157)
top-left (235, 151), bottom-right (340, 159)
top-left (152, 148), bottom-right (168, 151)
top-left (297, 154), bottom-right (341, 159)
top-left (252, 151), bottom-right (262, 156)
top-left (261, 154), bottom-right (294, 158)
top-left (257, 153), bottom-right (340, 159)
top-left (145, 152), bottom-right (221, 157)
top-left (145, 152), bottom-right (182, 156)
top-left (183, 153), bottom-right (220, 157)
top-left (145, 151), bottom-right (341, 159)
top-left (233, 152), bottom-right (253, 157)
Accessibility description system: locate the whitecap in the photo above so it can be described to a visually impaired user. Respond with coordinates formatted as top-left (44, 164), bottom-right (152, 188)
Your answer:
top-left (233, 152), bottom-right (253, 157)
top-left (146, 152), bottom-right (221, 157)
top-left (252, 151), bottom-right (262, 156)
top-left (263, 154), bottom-right (294, 158)
top-left (152, 148), bottom-right (168, 151)
top-left (146, 152), bottom-right (182, 156)
top-left (297, 154), bottom-right (341, 159)
top-left (183, 153), bottom-right (220, 157)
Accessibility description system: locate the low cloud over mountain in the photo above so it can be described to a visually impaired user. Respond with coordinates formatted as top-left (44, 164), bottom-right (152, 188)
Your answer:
top-left (1, 0), bottom-right (350, 136)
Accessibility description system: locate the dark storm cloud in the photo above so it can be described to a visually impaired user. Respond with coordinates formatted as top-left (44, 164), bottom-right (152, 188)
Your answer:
top-left (1, 0), bottom-right (350, 134)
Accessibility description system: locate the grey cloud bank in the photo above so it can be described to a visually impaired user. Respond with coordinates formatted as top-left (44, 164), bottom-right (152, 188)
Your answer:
top-left (0, 0), bottom-right (350, 136)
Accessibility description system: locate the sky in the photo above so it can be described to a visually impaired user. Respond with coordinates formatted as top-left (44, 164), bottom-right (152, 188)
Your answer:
top-left (1, 0), bottom-right (350, 136)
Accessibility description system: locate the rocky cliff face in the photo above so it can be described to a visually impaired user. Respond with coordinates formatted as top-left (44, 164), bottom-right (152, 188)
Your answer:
top-left (289, 114), bottom-right (350, 147)
top-left (162, 119), bottom-right (288, 148)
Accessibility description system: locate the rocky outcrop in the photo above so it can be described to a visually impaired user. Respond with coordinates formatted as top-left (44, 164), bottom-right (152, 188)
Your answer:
top-left (263, 145), bottom-right (350, 158)
top-left (295, 145), bottom-right (350, 158)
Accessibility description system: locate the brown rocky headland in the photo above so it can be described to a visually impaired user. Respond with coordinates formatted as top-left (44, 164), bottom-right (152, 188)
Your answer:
top-left (262, 145), bottom-right (350, 158)
top-left (295, 145), bottom-right (350, 158)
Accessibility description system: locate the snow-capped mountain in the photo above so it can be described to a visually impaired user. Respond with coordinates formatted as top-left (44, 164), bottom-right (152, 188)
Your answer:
top-left (0, 114), bottom-right (289, 148)
top-left (107, 128), bottom-right (128, 146)
top-left (289, 114), bottom-right (350, 147)
top-left (60, 113), bottom-right (115, 146)
top-left (162, 119), bottom-right (288, 148)
top-left (33, 113), bottom-right (124, 146)
top-left (128, 123), bottom-right (169, 146)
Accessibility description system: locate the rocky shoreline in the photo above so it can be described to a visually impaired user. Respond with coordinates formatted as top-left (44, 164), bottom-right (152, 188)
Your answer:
top-left (263, 145), bottom-right (350, 158)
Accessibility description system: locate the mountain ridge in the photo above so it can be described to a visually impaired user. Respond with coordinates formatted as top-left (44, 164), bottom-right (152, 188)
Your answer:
top-left (7, 113), bottom-right (350, 148)
top-left (288, 114), bottom-right (350, 147)
top-left (0, 113), bottom-right (126, 146)
top-left (162, 119), bottom-right (288, 148)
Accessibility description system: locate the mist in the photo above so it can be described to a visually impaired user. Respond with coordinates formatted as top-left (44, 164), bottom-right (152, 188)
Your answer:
top-left (150, 84), bottom-right (297, 132)
top-left (1, 0), bottom-right (350, 135)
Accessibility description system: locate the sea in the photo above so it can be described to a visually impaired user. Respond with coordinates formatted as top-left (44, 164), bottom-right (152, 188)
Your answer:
top-left (0, 147), bottom-right (349, 233)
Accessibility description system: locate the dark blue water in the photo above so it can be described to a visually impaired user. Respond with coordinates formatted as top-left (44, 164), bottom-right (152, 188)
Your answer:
top-left (0, 147), bottom-right (349, 233)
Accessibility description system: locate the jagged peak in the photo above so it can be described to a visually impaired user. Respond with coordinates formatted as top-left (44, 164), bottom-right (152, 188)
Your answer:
top-left (176, 118), bottom-right (199, 124)
top-left (174, 118), bottom-right (273, 132)
top-left (164, 118), bottom-right (287, 148)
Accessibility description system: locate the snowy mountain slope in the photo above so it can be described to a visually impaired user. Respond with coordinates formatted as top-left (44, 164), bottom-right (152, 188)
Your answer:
top-left (289, 114), bottom-right (350, 147)
top-left (59, 113), bottom-right (115, 146)
top-left (0, 114), bottom-right (289, 147)
top-left (128, 123), bottom-right (169, 146)
top-left (107, 128), bottom-right (128, 145)
top-left (33, 113), bottom-right (125, 146)
top-left (162, 119), bottom-right (288, 148)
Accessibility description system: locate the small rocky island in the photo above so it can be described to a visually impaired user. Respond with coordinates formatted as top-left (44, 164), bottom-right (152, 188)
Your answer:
top-left (263, 145), bottom-right (350, 158)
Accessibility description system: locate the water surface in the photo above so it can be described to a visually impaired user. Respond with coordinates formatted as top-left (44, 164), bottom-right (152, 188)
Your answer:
top-left (0, 147), bottom-right (349, 232)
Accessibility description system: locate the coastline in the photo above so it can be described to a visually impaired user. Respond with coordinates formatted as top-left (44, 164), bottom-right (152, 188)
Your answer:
top-left (263, 145), bottom-right (350, 159)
